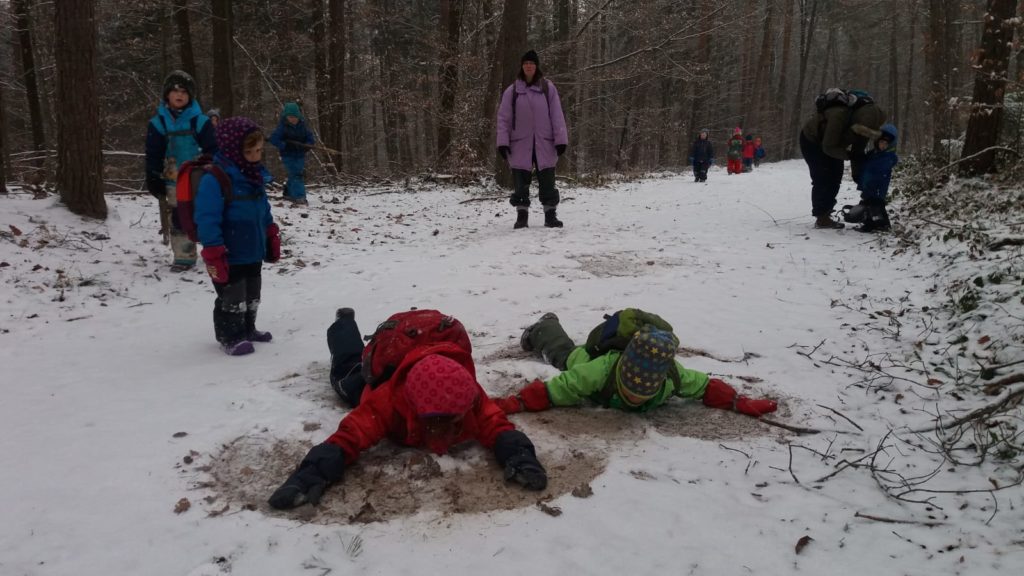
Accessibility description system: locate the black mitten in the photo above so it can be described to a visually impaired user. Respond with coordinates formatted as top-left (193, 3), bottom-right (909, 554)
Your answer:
top-left (494, 430), bottom-right (548, 491)
top-left (268, 442), bottom-right (346, 510)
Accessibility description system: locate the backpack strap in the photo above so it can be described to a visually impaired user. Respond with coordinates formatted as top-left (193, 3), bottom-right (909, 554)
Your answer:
top-left (202, 164), bottom-right (233, 206)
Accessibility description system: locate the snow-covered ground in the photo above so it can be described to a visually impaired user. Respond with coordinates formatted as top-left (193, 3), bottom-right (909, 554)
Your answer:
top-left (1, 160), bottom-right (1021, 575)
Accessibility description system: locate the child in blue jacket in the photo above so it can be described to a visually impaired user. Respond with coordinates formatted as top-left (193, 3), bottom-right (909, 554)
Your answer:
top-left (855, 123), bottom-right (899, 233)
top-left (144, 70), bottom-right (217, 270)
top-left (269, 102), bottom-right (315, 206)
top-left (195, 117), bottom-right (281, 356)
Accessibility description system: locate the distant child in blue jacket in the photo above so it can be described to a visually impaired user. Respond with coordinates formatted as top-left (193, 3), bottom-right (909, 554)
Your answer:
top-left (855, 123), bottom-right (899, 233)
top-left (269, 102), bottom-right (315, 206)
top-left (144, 70), bottom-right (217, 271)
top-left (195, 117), bottom-right (281, 356)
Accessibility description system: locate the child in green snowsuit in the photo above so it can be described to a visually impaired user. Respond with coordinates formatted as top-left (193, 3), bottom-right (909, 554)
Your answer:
top-left (493, 312), bottom-right (778, 416)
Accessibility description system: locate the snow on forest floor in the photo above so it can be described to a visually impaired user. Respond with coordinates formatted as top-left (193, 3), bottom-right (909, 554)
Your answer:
top-left (0, 160), bottom-right (1021, 576)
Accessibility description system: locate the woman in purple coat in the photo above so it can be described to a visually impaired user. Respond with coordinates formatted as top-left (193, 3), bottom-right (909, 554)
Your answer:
top-left (496, 50), bottom-right (569, 229)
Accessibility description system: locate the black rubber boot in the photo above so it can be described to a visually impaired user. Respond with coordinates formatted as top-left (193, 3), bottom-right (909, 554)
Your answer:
top-left (514, 208), bottom-right (529, 229)
top-left (543, 207), bottom-right (563, 228)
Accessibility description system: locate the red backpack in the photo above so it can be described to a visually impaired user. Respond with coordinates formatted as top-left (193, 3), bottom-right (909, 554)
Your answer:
top-left (361, 310), bottom-right (472, 388)
top-left (175, 155), bottom-right (232, 242)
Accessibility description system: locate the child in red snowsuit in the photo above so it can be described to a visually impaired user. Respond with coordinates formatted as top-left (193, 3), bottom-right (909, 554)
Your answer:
top-left (742, 135), bottom-right (756, 172)
top-left (726, 128), bottom-right (745, 174)
top-left (269, 309), bottom-right (548, 510)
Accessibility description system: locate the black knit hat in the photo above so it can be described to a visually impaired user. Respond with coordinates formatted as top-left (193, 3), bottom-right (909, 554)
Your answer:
top-left (163, 70), bottom-right (196, 101)
top-left (521, 50), bottom-right (539, 65)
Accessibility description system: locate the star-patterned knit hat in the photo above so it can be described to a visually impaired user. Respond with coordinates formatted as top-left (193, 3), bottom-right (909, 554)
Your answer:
top-left (405, 354), bottom-right (479, 417)
top-left (616, 327), bottom-right (679, 406)
top-left (215, 116), bottom-right (264, 185)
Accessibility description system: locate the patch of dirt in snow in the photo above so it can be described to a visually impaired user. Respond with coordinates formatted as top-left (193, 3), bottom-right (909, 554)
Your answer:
top-left (571, 251), bottom-right (698, 278)
top-left (203, 395), bottom-right (784, 524)
top-left (206, 433), bottom-right (607, 524)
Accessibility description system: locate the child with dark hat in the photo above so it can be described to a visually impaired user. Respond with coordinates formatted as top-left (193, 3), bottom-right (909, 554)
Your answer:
top-left (144, 70), bottom-right (217, 271)
top-left (494, 312), bottom-right (778, 416)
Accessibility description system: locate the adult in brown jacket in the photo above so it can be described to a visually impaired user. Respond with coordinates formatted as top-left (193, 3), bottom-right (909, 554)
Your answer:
top-left (799, 89), bottom-right (886, 229)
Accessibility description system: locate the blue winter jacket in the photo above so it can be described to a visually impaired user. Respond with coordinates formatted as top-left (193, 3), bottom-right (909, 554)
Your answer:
top-left (145, 100), bottom-right (216, 187)
top-left (858, 148), bottom-right (899, 202)
top-left (269, 120), bottom-right (315, 159)
top-left (195, 154), bottom-right (275, 265)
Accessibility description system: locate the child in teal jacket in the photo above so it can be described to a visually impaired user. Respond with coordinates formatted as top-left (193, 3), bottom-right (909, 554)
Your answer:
top-left (494, 312), bottom-right (778, 416)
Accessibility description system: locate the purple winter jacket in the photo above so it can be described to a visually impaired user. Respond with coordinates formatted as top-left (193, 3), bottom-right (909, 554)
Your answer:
top-left (496, 78), bottom-right (569, 171)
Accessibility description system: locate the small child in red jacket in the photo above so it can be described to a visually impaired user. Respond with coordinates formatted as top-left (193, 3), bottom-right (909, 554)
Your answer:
top-left (742, 135), bottom-right (756, 172)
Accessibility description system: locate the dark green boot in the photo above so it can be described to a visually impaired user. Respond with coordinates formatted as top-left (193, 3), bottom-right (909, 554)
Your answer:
top-left (520, 312), bottom-right (575, 370)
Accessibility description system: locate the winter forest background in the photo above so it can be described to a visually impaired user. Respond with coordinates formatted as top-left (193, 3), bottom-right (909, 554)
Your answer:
top-left (1, 0), bottom-right (1023, 213)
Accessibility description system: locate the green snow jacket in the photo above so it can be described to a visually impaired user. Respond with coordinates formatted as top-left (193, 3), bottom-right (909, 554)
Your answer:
top-left (544, 347), bottom-right (709, 412)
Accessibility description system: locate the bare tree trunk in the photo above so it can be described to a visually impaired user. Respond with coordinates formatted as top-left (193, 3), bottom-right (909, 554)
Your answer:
top-left (786, 0), bottom-right (819, 158)
top-left (688, 0), bottom-right (712, 138)
top-left (776, 0), bottom-right (795, 156)
top-left (926, 0), bottom-right (949, 157)
top-left (323, 0), bottom-right (345, 170)
top-left (54, 0), bottom-right (106, 219)
top-left (901, 1), bottom-right (918, 151)
top-left (750, 0), bottom-right (775, 131)
top-left (437, 0), bottom-right (462, 165)
top-left (492, 0), bottom-right (528, 187)
top-left (211, 0), bottom-right (235, 115)
top-left (959, 0), bottom-right (1019, 175)
top-left (0, 80), bottom-right (7, 194)
top-left (478, 0), bottom-right (501, 160)
top-left (312, 0), bottom-right (328, 147)
top-left (888, 8), bottom-right (901, 130)
top-left (173, 0), bottom-right (197, 79)
top-left (12, 0), bottom-right (47, 161)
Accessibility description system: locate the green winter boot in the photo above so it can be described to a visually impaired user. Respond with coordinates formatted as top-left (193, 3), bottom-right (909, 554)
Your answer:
top-left (520, 312), bottom-right (575, 370)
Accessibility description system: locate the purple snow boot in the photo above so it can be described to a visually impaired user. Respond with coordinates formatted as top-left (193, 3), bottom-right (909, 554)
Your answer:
top-left (222, 340), bottom-right (255, 356)
top-left (248, 330), bottom-right (273, 343)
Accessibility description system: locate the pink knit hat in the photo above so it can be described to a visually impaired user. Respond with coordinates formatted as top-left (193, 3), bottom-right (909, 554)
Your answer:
top-left (404, 354), bottom-right (478, 417)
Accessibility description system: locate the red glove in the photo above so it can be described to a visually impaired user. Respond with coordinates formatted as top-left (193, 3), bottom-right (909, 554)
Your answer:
top-left (495, 379), bottom-right (552, 414)
top-left (201, 245), bottom-right (229, 284)
top-left (702, 378), bottom-right (777, 417)
top-left (493, 396), bottom-right (523, 414)
top-left (265, 223), bottom-right (281, 263)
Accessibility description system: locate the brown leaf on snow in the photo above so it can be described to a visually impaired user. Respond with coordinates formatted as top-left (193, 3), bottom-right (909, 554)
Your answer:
top-left (795, 535), bottom-right (814, 554)
top-left (9, 225), bottom-right (22, 236)
top-left (977, 335), bottom-right (991, 344)
top-left (174, 497), bottom-right (191, 514)
top-left (926, 378), bottom-right (943, 386)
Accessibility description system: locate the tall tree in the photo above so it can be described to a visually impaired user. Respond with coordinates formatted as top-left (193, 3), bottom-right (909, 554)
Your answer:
top-left (492, 0), bottom-right (528, 186)
top-left (786, 0), bottom-right (820, 158)
top-left (211, 0), bottom-right (235, 114)
top-left (54, 0), bottom-right (106, 219)
top-left (173, 0), bottom-right (197, 78)
top-left (750, 1), bottom-right (775, 131)
top-left (312, 0), bottom-right (328, 147)
top-left (775, 0), bottom-right (795, 151)
top-left (959, 0), bottom-right (1019, 175)
top-left (321, 0), bottom-right (345, 170)
top-left (901, 1), bottom-right (919, 151)
top-left (12, 0), bottom-right (47, 159)
top-left (0, 79), bottom-right (7, 195)
top-left (437, 0), bottom-right (463, 165)
top-left (926, 0), bottom-right (950, 157)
